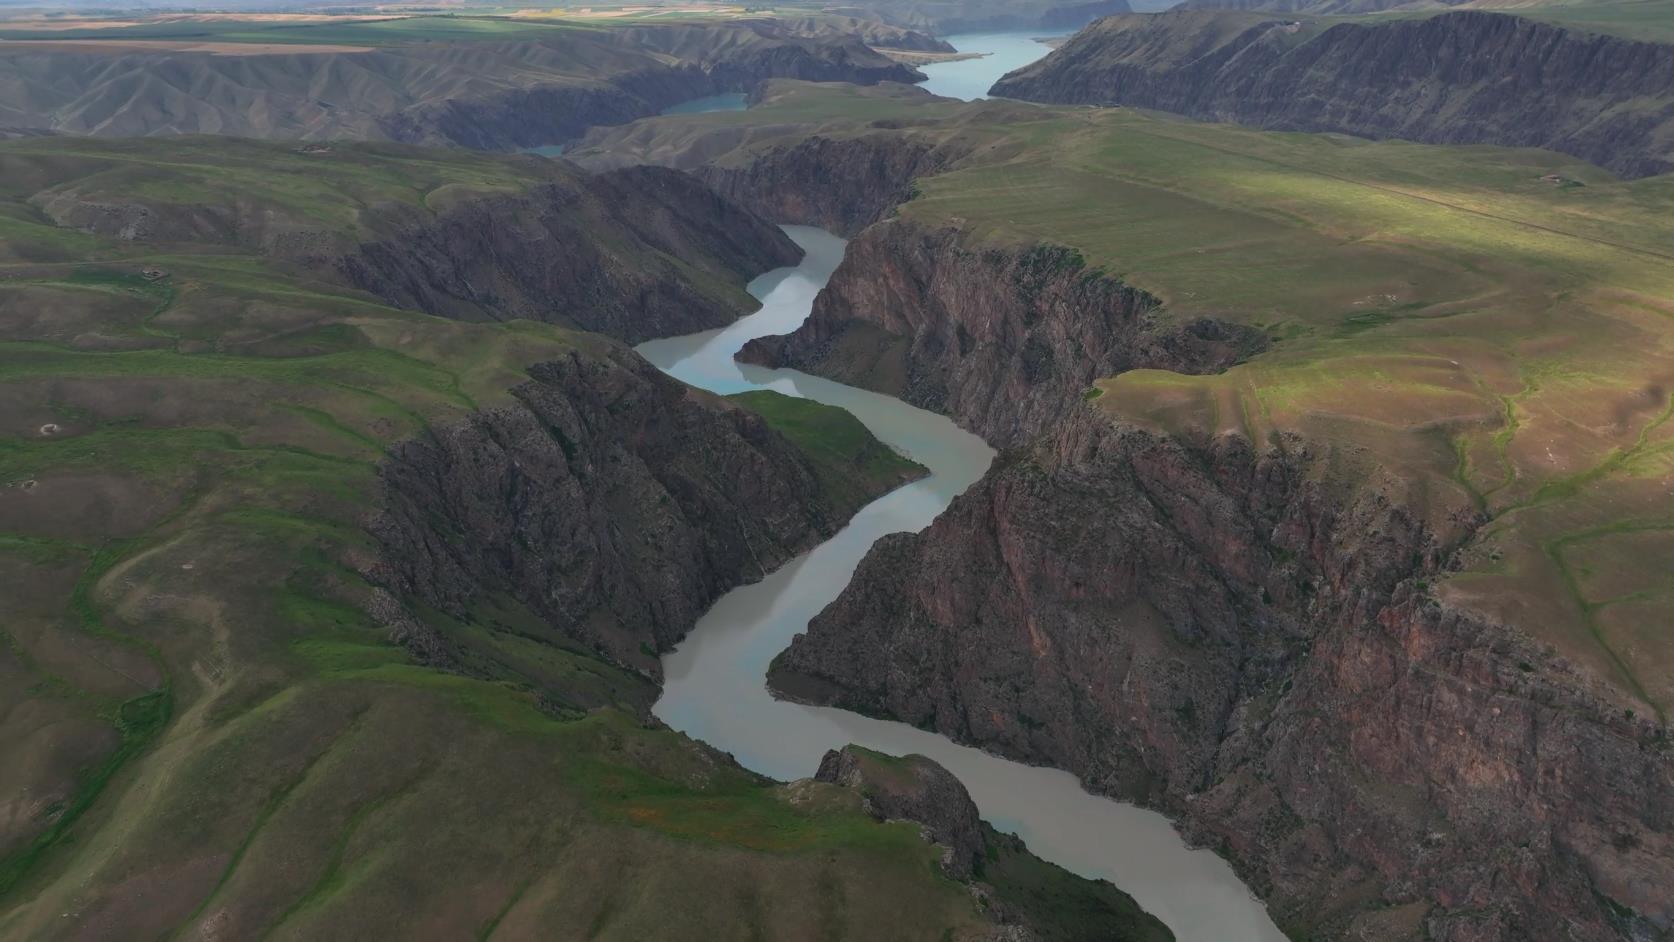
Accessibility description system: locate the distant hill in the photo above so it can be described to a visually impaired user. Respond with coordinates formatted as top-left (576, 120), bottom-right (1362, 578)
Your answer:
top-left (992, 9), bottom-right (1674, 177)
top-left (0, 19), bottom-right (918, 149)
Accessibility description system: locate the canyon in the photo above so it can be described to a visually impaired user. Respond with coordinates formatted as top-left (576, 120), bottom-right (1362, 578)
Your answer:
top-left (991, 10), bottom-right (1674, 178)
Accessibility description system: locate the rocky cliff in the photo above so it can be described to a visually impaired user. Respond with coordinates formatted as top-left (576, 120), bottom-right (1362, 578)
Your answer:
top-left (370, 341), bottom-right (921, 681)
top-left (771, 408), bottom-right (1674, 940)
top-left (696, 135), bottom-right (967, 237)
top-left (992, 10), bottom-right (1674, 178)
top-left (334, 165), bottom-right (802, 343)
top-left (740, 220), bottom-right (1265, 446)
top-left (0, 22), bottom-right (919, 149)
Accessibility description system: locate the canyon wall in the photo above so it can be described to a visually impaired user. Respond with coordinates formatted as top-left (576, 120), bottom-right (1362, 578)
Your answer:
top-left (993, 10), bottom-right (1674, 178)
top-left (370, 342), bottom-right (915, 679)
top-left (335, 165), bottom-right (803, 343)
top-left (771, 407), bottom-right (1674, 940)
top-left (741, 219), bottom-right (1265, 446)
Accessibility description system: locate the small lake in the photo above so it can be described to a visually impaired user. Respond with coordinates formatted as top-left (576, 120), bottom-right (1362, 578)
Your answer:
top-left (917, 30), bottom-right (1068, 100)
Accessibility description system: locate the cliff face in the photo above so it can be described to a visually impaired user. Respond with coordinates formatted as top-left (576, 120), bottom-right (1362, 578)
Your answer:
top-left (0, 23), bottom-right (919, 149)
top-left (771, 410), bottom-right (1674, 940)
top-left (334, 165), bottom-right (802, 343)
top-left (370, 343), bottom-right (915, 679)
top-left (740, 220), bottom-right (1265, 446)
top-left (696, 135), bottom-right (965, 237)
top-left (992, 10), bottom-right (1674, 179)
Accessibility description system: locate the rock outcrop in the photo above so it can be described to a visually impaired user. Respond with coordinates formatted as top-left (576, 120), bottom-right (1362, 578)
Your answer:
top-left (772, 408), bottom-right (1674, 940)
top-left (813, 744), bottom-right (1175, 941)
top-left (696, 135), bottom-right (966, 237)
top-left (335, 165), bottom-right (803, 343)
top-left (815, 745), bottom-right (987, 878)
top-left (740, 220), bottom-right (1265, 445)
top-left (370, 343), bottom-right (916, 679)
top-left (992, 10), bottom-right (1674, 178)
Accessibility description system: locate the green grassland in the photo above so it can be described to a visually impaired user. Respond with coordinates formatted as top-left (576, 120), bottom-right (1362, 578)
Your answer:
top-left (0, 137), bottom-right (1018, 939)
top-left (639, 81), bottom-right (1674, 723)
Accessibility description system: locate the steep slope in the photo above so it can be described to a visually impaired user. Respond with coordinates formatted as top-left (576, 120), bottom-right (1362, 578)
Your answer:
top-left (618, 82), bottom-right (1674, 939)
top-left (741, 218), bottom-right (1266, 447)
top-left (0, 136), bottom-right (1164, 939)
top-left (772, 409), bottom-right (1673, 941)
top-left (13, 138), bottom-right (801, 343)
top-left (992, 10), bottom-right (1674, 178)
top-left (0, 21), bottom-right (919, 149)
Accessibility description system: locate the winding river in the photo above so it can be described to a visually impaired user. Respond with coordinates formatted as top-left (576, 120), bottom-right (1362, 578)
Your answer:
top-left (916, 30), bottom-right (1072, 100)
top-left (635, 229), bottom-right (1285, 941)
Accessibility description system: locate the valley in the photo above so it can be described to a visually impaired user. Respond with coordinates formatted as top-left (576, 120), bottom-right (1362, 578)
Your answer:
top-left (1, 3), bottom-right (1672, 940)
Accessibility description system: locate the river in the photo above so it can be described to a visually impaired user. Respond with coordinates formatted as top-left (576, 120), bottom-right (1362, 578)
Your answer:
top-left (916, 30), bottom-right (1071, 101)
top-left (635, 228), bottom-right (1285, 941)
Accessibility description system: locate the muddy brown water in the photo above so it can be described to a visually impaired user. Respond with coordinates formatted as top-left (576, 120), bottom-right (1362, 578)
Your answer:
top-left (637, 227), bottom-right (1286, 941)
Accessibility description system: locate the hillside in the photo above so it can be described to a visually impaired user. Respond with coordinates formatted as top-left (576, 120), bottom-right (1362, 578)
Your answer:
top-left (0, 136), bottom-right (1168, 939)
top-left (573, 80), bottom-right (1674, 939)
top-left (990, 9), bottom-right (1674, 178)
top-left (0, 19), bottom-right (918, 150)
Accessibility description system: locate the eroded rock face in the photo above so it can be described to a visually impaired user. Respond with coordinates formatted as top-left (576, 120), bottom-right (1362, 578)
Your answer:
top-left (334, 165), bottom-right (803, 343)
top-left (815, 745), bottom-right (987, 878)
top-left (740, 220), bottom-right (1265, 446)
top-left (771, 409), bottom-right (1674, 940)
top-left (370, 343), bottom-right (891, 677)
top-left (697, 135), bottom-right (966, 237)
top-left (992, 10), bottom-right (1674, 178)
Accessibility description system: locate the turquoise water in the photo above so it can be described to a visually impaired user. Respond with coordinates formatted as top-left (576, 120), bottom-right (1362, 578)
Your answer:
top-left (918, 30), bottom-right (1068, 100)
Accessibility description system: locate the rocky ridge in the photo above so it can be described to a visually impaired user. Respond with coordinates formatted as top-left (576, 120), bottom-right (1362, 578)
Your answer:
top-left (741, 219), bottom-right (1266, 446)
top-left (771, 406), bottom-right (1674, 940)
top-left (370, 342), bottom-right (920, 680)
top-left (991, 10), bottom-right (1674, 178)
